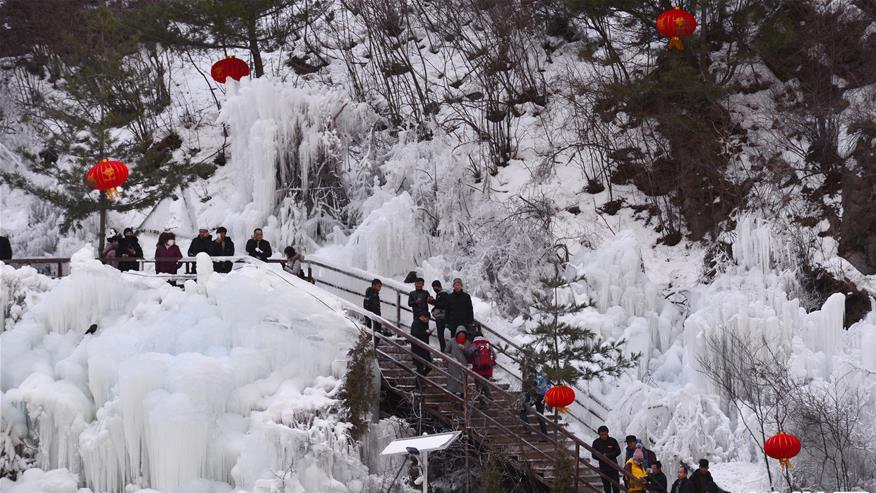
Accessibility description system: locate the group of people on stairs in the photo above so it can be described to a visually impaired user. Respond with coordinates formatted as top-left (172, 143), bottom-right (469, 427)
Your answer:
top-left (592, 427), bottom-right (731, 493)
top-left (363, 276), bottom-right (496, 407)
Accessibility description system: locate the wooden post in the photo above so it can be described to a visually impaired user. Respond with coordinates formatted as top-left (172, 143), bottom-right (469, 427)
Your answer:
top-left (396, 291), bottom-right (401, 326)
top-left (574, 442), bottom-right (580, 490)
top-left (57, 261), bottom-right (64, 277)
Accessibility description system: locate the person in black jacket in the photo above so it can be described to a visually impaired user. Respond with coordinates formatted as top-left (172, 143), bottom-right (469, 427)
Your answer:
top-left (648, 461), bottom-right (668, 493)
top-left (245, 228), bottom-right (272, 261)
top-left (410, 311), bottom-right (433, 375)
top-left (445, 278), bottom-right (474, 337)
top-left (592, 425), bottom-right (622, 493)
top-left (187, 228), bottom-right (212, 274)
top-left (0, 236), bottom-right (12, 261)
top-left (211, 227), bottom-right (235, 273)
top-left (408, 277), bottom-right (430, 320)
top-left (188, 229), bottom-right (213, 256)
top-left (670, 465), bottom-right (694, 493)
top-left (118, 228), bottom-right (143, 272)
top-left (428, 280), bottom-right (449, 352)
top-left (363, 279), bottom-right (382, 330)
top-left (689, 460), bottom-right (728, 493)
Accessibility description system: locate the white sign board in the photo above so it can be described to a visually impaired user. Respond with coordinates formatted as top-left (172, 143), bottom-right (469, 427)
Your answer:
top-left (380, 431), bottom-right (462, 455)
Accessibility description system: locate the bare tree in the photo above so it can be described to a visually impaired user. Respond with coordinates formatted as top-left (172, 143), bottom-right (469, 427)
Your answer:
top-left (696, 328), bottom-right (798, 489)
top-left (788, 375), bottom-right (876, 489)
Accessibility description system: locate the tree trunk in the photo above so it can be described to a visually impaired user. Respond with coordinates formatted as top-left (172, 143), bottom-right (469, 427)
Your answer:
top-left (98, 201), bottom-right (107, 257)
top-left (246, 17), bottom-right (264, 77)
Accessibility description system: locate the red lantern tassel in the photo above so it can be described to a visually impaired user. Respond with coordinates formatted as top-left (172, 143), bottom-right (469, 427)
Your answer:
top-left (779, 458), bottom-right (792, 471)
top-left (556, 406), bottom-right (570, 414)
top-left (668, 37), bottom-right (684, 50)
top-left (105, 187), bottom-right (120, 202)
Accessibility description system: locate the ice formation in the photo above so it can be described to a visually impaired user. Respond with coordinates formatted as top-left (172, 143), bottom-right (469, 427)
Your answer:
top-left (0, 248), bottom-right (390, 493)
top-left (317, 192), bottom-right (430, 277)
top-left (213, 78), bottom-right (374, 248)
top-left (469, 215), bottom-right (876, 474)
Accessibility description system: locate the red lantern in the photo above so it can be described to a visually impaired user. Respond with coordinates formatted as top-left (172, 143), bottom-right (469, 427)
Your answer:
top-left (656, 6), bottom-right (697, 50)
top-left (764, 432), bottom-right (801, 471)
top-left (211, 56), bottom-right (250, 83)
top-left (85, 159), bottom-right (129, 202)
top-left (544, 385), bottom-right (576, 413)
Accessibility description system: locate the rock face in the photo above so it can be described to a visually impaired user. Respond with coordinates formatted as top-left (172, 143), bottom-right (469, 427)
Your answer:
top-left (840, 139), bottom-right (876, 275)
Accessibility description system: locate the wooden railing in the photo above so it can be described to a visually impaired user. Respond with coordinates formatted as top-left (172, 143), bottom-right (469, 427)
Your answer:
top-left (4, 257), bottom-right (71, 277)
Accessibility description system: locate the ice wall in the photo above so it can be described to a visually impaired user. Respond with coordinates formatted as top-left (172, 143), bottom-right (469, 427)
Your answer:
top-left (318, 192), bottom-right (430, 277)
top-left (1, 253), bottom-right (375, 493)
top-left (1, 262), bottom-right (56, 331)
top-left (215, 78), bottom-right (374, 246)
top-left (609, 379), bottom-right (759, 463)
top-left (684, 217), bottom-right (848, 389)
top-left (569, 231), bottom-right (680, 375)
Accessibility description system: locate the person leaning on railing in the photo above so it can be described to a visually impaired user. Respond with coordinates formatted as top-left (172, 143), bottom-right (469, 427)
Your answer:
top-left (118, 228), bottom-right (143, 272)
top-left (155, 232), bottom-right (182, 275)
top-left (102, 236), bottom-right (121, 269)
top-left (187, 228), bottom-right (212, 274)
top-left (245, 228), bottom-right (272, 262)
top-left (211, 227), bottom-right (235, 273)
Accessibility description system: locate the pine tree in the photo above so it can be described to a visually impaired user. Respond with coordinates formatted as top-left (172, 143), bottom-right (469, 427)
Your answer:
top-left (479, 454), bottom-right (505, 493)
top-left (0, 4), bottom-right (207, 250)
top-left (552, 450), bottom-right (575, 493)
top-left (524, 261), bottom-right (639, 387)
top-left (140, 0), bottom-right (329, 78)
top-left (338, 331), bottom-right (376, 441)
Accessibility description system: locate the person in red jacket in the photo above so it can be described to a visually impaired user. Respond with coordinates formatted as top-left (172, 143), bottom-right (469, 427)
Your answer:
top-left (469, 333), bottom-right (496, 404)
top-left (155, 232), bottom-right (182, 275)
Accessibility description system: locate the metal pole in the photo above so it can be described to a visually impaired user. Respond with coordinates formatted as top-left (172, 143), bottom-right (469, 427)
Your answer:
top-left (421, 451), bottom-right (429, 493)
top-left (463, 372), bottom-right (470, 493)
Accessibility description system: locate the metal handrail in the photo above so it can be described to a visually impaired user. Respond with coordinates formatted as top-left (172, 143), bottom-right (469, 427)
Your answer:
top-left (369, 322), bottom-right (626, 491)
top-left (301, 257), bottom-right (610, 429)
top-left (245, 260), bottom-right (629, 492)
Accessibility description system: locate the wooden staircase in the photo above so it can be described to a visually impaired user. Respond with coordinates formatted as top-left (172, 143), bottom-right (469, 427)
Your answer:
top-left (374, 334), bottom-right (618, 492)
top-left (247, 257), bottom-right (629, 492)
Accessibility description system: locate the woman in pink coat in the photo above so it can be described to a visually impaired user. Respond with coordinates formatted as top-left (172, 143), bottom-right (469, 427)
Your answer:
top-left (154, 232), bottom-right (182, 274)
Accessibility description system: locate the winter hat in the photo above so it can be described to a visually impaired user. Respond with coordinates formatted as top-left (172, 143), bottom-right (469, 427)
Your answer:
top-left (633, 447), bottom-right (644, 464)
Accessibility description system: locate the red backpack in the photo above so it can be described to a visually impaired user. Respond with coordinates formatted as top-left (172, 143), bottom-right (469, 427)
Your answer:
top-left (471, 339), bottom-right (496, 373)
